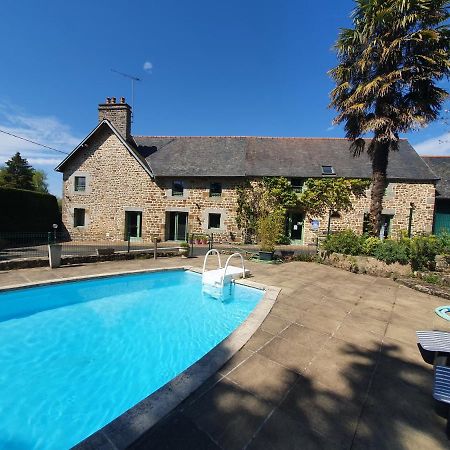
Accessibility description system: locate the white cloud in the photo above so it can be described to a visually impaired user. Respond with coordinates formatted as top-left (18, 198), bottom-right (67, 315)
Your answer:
top-left (414, 132), bottom-right (450, 156)
top-left (0, 103), bottom-right (81, 167)
top-left (143, 61), bottom-right (153, 74)
top-left (326, 125), bottom-right (335, 132)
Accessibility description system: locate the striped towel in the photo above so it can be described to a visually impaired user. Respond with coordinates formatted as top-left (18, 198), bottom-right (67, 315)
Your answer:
top-left (416, 331), bottom-right (450, 353)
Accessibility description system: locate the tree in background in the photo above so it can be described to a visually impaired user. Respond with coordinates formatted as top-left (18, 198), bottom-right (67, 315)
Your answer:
top-left (32, 170), bottom-right (49, 194)
top-left (0, 152), bottom-right (48, 193)
top-left (0, 152), bottom-right (34, 190)
top-left (298, 178), bottom-right (370, 234)
top-left (329, 0), bottom-right (449, 236)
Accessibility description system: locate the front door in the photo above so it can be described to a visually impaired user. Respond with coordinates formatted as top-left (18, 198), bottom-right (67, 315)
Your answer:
top-left (287, 212), bottom-right (304, 244)
top-left (167, 212), bottom-right (188, 241)
top-left (125, 211), bottom-right (142, 241)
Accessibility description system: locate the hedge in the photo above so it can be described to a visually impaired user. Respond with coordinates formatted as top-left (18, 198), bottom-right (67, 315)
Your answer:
top-left (0, 187), bottom-right (60, 232)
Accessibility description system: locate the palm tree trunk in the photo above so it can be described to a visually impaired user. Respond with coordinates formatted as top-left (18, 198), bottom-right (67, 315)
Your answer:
top-left (370, 142), bottom-right (389, 236)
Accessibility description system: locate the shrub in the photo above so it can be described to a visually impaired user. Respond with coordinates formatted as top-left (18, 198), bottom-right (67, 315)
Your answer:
top-left (410, 235), bottom-right (440, 271)
top-left (361, 236), bottom-right (382, 256)
top-left (257, 209), bottom-right (285, 252)
top-left (373, 239), bottom-right (410, 265)
top-left (421, 273), bottom-right (441, 284)
top-left (0, 187), bottom-right (60, 232)
top-left (322, 230), bottom-right (364, 256)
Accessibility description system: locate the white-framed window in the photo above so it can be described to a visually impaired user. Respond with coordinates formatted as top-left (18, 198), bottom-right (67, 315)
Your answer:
top-left (74, 208), bottom-right (86, 227)
top-left (208, 213), bottom-right (221, 229)
top-left (74, 176), bottom-right (86, 192)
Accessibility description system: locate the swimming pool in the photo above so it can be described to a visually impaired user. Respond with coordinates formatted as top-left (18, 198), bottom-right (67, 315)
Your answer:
top-left (0, 269), bottom-right (264, 449)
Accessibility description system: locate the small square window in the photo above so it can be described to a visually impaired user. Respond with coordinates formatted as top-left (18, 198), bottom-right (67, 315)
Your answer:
top-left (172, 180), bottom-right (184, 196)
top-left (74, 176), bottom-right (86, 192)
top-left (291, 178), bottom-right (303, 193)
top-left (210, 182), bottom-right (222, 197)
top-left (74, 208), bottom-right (86, 227)
top-left (208, 213), bottom-right (221, 229)
top-left (321, 165), bottom-right (336, 176)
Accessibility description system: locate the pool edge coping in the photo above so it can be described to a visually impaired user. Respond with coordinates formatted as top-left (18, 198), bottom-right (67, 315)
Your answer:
top-left (0, 266), bottom-right (279, 450)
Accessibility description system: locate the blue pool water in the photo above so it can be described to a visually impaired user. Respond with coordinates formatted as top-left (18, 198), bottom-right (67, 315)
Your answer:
top-left (0, 270), bottom-right (263, 449)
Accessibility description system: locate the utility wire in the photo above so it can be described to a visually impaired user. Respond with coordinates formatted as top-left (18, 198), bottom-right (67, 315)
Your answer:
top-left (0, 129), bottom-right (69, 155)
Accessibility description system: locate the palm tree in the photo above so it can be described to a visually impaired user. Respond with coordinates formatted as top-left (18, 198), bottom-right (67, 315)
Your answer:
top-left (329, 0), bottom-right (450, 235)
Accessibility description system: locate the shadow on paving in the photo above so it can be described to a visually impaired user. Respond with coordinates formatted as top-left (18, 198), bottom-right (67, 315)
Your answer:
top-left (129, 340), bottom-right (447, 450)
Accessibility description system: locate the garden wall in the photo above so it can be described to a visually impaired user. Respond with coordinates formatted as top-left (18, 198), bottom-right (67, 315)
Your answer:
top-left (322, 252), bottom-right (412, 278)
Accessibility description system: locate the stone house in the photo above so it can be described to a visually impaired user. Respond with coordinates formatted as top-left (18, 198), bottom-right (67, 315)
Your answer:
top-left (56, 98), bottom-right (438, 244)
top-left (422, 156), bottom-right (450, 235)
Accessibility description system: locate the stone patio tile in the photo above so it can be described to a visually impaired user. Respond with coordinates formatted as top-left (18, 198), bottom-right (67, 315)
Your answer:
top-left (258, 336), bottom-right (316, 374)
top-left (279, 295), bottom-right (323, 312)
top-left (375, 353), bottom-right (433, 393)
top-left (218, 348), bottom-right (254, 376)
top-left (279, 376), bottom-right (362, 449)
top-left (321, 295), bottom-right (356, 312)
top-left (246, 407), bottom-right (335, 450)
top-left (260, 315), bottom-right (291, 335)
top-left (130, 413), bottom-right (220, 450)
top-left (385, 323), bottom-right (417, 346)
top-left (244, 329), bottom-right (274, 352)
top-left (279, 323), bottom-right (330, 350)
top-left (184, 377), bottom-right (272, 450)
top-left (295, 310), bottom-right (342, 334)
top-left (306, 339), bottom-right (375, 404)
top-left (334, 322), bottom-right (383, 351)
top-left (307, 302), bottom-right (350, 321)
top-left (380, 337), bottom-right (429, 368)
top-left (343, 311), bottom-right (388, 335)
top-left (390, 310), bottom-right (433, 329)
top-left (269, 303), bottom-right (302, 323)
top-left (353, 373), bottom-right (448, 450)
top-left (225, 353), bottom-right (299, 405)
top-left (359, 297), bottom-right (395, 311)
top-left (350, 304), bottom-right (392, 322)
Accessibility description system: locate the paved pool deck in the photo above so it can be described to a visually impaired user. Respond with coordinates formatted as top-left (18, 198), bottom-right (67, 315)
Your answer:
top-left (1, 257), bottom-right (449, 449)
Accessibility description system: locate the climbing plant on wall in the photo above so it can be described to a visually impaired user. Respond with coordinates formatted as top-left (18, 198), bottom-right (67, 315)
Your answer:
top-left (236, 177), bottom-right (298, 243)
top-left (297, 178), bottom-right (371, 234)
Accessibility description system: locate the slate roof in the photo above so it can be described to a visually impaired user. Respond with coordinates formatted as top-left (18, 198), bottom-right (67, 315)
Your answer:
top-left (422, 156), bottom-right (450, 198)
top-left (133, 136), bottom-right (437, 181)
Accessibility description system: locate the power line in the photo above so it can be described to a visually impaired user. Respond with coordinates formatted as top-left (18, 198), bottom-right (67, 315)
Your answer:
top-left (0, 129), bottom-right (69, 155)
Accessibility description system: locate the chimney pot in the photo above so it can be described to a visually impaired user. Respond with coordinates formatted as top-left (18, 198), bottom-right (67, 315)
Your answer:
top-left (120, 97), bottom-right (125, 104)
top-left (111, 97), bottom-right (116, 104)
top-left (106, 97), bottom-right (111, 104)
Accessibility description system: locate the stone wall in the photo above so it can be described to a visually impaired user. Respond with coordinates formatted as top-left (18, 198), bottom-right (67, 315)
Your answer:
top-left (61, 127), bottom-right (436, 244)
top-left (302, 182), bottom-right (435, 244)
top-left (62, 126), bottom-right (243, 243)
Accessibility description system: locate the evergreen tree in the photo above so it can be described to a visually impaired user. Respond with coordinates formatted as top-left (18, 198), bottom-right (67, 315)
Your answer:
top-left (0, 152), bottom-right (35, 190)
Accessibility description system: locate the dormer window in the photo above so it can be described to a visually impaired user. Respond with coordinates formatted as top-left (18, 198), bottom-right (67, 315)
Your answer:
top-left (210, 182), bottom-right (222, 197)
top-left (291, 178), bottom-right (303, 193)
top-left (321, 165), bottom-right (335, 176)
top-left (172, 180), bottom-right (184, 196)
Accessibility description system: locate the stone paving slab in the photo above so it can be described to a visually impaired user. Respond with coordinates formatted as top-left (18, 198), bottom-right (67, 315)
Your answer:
top-left (1, 257), bottom-right (450, 449)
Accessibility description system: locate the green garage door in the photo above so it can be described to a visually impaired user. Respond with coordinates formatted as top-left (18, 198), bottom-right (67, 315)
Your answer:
top-left (434, 200), bottom-right (450, 235)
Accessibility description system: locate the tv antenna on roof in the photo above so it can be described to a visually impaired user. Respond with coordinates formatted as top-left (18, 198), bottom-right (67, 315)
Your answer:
top-left (110, 69), bottom-right (141, 122)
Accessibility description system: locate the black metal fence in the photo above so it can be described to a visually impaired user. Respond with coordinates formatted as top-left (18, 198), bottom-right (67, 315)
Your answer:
top-left (0, 232), bottom-right (216, 262)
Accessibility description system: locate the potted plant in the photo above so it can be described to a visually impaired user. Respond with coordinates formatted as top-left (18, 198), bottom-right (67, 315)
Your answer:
top-left (202, 235), bottom-right (209, 245)
top-left (179, 241), bottom-right (190, 258)
top-left (257, 209), bottom-right (284, 261)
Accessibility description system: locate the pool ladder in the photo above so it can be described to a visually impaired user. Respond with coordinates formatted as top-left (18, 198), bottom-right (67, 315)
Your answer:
top-left (202, 249), bottom-right (247, 288)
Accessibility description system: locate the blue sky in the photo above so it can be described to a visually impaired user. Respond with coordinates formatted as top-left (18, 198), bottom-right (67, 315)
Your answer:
top-left (0, 0), bottom-right (448, 195)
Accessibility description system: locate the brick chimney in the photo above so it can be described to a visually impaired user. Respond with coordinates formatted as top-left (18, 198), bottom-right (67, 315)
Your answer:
top-left (98, 96), bottom-right (131, 141)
